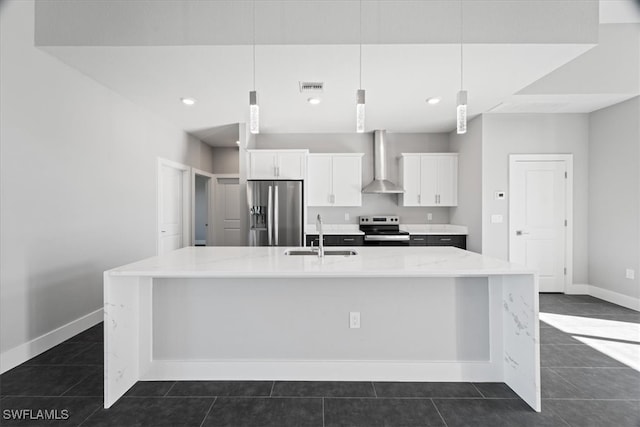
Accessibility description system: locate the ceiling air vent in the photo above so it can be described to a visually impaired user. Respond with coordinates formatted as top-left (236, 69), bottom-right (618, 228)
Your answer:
top-left (299, 81), bottom-right (324, 93)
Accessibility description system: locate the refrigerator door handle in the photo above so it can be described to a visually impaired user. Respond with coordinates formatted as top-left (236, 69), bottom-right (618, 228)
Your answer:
top-left (274, 185), bottom-right (279, 245)
top-left (267, 185), bottom-right (273, 246)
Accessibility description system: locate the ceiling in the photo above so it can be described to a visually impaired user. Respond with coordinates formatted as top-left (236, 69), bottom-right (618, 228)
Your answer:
top-left (34, 0), bottom-right (640, 146)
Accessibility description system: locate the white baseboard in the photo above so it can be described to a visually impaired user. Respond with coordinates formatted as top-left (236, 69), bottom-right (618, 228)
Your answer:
top-left (588, 285), bottom-right (640, 312)
top-left (565, 283), bottom-right (590, 294)
top-left (0, 308), bottom-right (103, 374)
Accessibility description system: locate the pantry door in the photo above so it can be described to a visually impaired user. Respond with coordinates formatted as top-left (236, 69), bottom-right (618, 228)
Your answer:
top-left (158, 158), bottom-right (190, 255)
top-left (509, 155), bottom-right (573, 293)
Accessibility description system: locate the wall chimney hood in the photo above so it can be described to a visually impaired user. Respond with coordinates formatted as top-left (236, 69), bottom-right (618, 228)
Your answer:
top-left (362, 130), bottom-right (405, 194)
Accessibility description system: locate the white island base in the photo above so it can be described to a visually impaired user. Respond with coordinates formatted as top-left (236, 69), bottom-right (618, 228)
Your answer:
top-left (104, 247), bottom-right (540, 411)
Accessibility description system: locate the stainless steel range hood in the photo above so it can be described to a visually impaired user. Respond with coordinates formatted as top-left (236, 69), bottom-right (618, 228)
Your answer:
top-left (362, 130), bottom-right (405, 193)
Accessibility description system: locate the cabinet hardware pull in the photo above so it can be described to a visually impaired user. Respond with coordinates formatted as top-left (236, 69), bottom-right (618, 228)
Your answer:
top-left (343, 238), bottom-right (354, 242)
top-left (413, 238), bottom-right (424, 241)
top-left (440, 238), bottom-right (451, 241)
top-left (417, 194), bottom-right (421, 204)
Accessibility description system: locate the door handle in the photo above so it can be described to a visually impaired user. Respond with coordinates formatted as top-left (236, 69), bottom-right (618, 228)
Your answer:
top-left (417, 194), bottom-right (421, 204)
top-left (267, 185), bottom-right (273, 246)
top-left (274, 185), bottom-right (279, 245)
top-left (516, 230), bottom-right (530, 236)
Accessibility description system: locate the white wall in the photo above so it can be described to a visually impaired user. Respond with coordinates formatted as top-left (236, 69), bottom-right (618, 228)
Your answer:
top-left (0, 0), bottom-right (214, 367)
top-left (256, 132), bottom-right (452, 224)
top-left (211, 147), bottom-right (240, 174)
top-left (450, 116), bottom-right (483, 253)
top-left (588, 97), bottom-right (640, 300)
top-left (481, 114), bottom-right (590, 284)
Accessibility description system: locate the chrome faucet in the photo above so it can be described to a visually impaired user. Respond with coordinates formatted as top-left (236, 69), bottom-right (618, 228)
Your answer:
top-left (316, 214), bottom-right (325, 257)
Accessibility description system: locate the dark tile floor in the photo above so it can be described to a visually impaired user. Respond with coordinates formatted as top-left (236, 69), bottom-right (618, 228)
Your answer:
top-left (1, 294), bottom-right (638, 426)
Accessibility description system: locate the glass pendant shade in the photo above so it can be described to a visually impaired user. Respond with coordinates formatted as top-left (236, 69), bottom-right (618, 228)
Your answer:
top-left (356, 89), bottom-right (365, 133)
top-left (249, 90), bottom-right (259, 134)
top-left (456, 90), bottom-right (467, 134)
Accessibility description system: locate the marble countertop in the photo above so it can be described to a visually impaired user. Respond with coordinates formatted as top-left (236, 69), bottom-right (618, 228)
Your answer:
top-left (107, 246), bottom-right (533, 278)
top-left (304, 224), bottom-right (468, 235)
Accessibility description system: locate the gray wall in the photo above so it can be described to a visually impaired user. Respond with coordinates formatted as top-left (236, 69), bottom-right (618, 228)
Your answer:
top-left (481, 114), bottom-right (589, 284)
top-left (256, 132), bottom-right (451, 224)
top-left (0, 1), bottom-right (214, 358)
top-left (588, 97), bottom-right (640, 299)
top-left (450, 116), bottom-right (483, 253)
top-left (211, 147), bottom-right (240, 174)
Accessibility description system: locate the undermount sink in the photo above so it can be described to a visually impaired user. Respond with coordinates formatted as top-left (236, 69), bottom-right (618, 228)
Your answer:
top-left (284, 249), bottom-right (358, 256)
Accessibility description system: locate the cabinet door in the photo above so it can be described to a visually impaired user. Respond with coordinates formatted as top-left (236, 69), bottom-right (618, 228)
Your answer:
top-left (307, 155), bottom-right (333, 206)
top-left (437, 155), bottom-right (458, 206)
top-left (409, 235), bottom-right (428, 246)
top-left (332, 156), bottom-right (362, 206)
top-left (277, 152), bottom-right (305, 179)
top-left (249, 151), bottom-right (276, 179)
top-left (426, 235), bottom-right (466, 249)
top-left (400, 156), bottom-right (421, 206)
top-left (420, 156), bottom-right (439, 206)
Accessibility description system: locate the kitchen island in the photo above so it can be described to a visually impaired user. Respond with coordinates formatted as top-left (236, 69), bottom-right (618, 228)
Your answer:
top-left (104, 246), bottom-right (540, 411)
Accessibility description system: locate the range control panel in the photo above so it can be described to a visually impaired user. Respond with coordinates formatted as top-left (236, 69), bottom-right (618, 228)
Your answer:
top-left (359, 215), bottom-right (400, 225)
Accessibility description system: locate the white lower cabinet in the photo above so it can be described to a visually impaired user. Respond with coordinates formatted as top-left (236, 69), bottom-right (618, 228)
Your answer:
top-left (399, 153), bottom-right (458, 207)
top-left (307, 154), bottom-right (363, 206)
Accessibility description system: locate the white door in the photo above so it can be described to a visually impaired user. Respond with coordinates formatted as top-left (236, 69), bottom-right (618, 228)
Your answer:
top-left (277, 152), bottom-right (305, 179)
top-left (400, 155), bottom-right (421, 206)
top-left (332, 156), bottom-right (362, 206)
top-left (158, 162), bottom-right (185, 254)
top-left (215, 177), bottom-right (241, 246)
top-left (249, 151), bottom-right (276, 179)
top-left (420, 156), bottom-right (439, 206)
top-left (510, 160), bottom-right (567, 292)
top-left (436, 155), bottom-right (458, 206)
top-left (307, 155), bottom-right (332, 206)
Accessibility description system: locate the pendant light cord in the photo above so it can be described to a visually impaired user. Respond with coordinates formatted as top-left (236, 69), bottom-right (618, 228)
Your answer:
top-left (252, 0), bottom-right (256, 91)
top-left (460, 0), bottom-right (464, 91)
top-left (359, 0), bottom-right (362, 90)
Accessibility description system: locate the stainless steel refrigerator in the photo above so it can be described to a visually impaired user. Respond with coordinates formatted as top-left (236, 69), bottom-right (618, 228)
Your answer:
top-left (247, 180), bottom-right (303, 246)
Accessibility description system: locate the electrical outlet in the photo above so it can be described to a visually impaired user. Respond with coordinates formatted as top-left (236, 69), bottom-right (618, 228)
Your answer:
top-left (427, 213), bottom-right (433, 221)
top-left (344, 212), bottom-right (350, 221)
top-left (349, 312), bottom-right (361, 329)
top-left (626, 269), bottom-right (635, 280)
top-left (491, 214), bottom-right (503, 224)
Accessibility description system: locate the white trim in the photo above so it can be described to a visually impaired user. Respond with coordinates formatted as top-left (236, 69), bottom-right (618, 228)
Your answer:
top-left (565, 283), bottom-right (590, 295)
top-left (509, 154), bottom-right (574, 294)
top-left (157, 158), bottom-right (191, 254)
top-left (0, 308), bottom-right (103, 374)
top-left (588, 285), bottom-right (640, 311)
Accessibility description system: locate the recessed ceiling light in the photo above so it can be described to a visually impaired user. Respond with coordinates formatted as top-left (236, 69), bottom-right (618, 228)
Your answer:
top-left (307, 97), bottom-right (321, 105)
top-left (426, 97), bottom-right (441, 105)
top-left (180, 97), bottom-right (196, 106)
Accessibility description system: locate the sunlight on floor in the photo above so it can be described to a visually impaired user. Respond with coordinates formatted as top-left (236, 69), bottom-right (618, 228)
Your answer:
top-left (539, 312), bottom-right (640, 371)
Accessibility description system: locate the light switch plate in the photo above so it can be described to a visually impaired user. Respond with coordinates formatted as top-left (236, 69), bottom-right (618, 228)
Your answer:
top-left (427, 213), bottom-right (433, 221)
top-left (626, 269), bottom-right (635, 280)
top-left (344, 212), bottom-right (350, 221)
top-left (491, 214), bottom-right (504, 224)
top-left (349, 312), bottom-right (361, 329)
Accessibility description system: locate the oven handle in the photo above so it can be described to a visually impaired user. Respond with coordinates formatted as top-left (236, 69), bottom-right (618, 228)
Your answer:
top-left (364, 235), bottom-right (410, 241)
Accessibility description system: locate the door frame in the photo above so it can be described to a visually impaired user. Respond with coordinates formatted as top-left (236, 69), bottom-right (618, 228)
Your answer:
top-left (157, 157), bottom-right (191, 255)
top-left (191, 168), bottom-right (216, 246)
top-left (212, 174), bottom-right (240, 246)
top-left (508, 154), bottom-right (574, 292)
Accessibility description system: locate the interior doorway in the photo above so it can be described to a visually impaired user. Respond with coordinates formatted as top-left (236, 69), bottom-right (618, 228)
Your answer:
top-left (157, 158), bottom-right (190, 255)
top-left (213, 175), bottom-right (241, 246)
top-left (191, 168), bottom-right (215, 246)
top-left (509, 154), bottom-right (573, 293)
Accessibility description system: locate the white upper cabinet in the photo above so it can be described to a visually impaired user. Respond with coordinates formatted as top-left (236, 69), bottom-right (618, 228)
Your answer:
top-left (307, 153), bottom-right (363, 207)
top-left (399, 153), bottom-right (458, 207)
top-left (247, 150), bottom-right (308, 180)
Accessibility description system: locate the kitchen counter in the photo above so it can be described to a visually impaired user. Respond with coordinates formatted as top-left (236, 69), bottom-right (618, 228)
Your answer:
top-left (304, 223), bottom-right (467, 235)
top-left (104, 246), bottom-right (540, 412)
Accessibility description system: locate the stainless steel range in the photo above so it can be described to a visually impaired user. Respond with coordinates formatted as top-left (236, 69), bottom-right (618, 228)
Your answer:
top-left (359, 215), bottom-right (410, 246)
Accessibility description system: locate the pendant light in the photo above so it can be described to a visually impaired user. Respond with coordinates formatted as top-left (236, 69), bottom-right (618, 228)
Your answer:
top-left (249, 0), bottom-right (259, 134)
top-left (456, 0), bottom-right (467, 134)
top-left (356, 0), bottom-right (365, 133)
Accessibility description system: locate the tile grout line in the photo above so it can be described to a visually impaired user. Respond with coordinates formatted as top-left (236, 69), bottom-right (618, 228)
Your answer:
top-left (269, 381), bottom-right (276, 397)
top-left (371, 382), bottom-right (378, 398)
top-left (430, 398), bottom-right (449, 427)
top-left (76, 402), bottom-right (103, 427)
top-left (163, 382), bottom-right (177, 397)
top-left (471, 383), bottom-right (485, 399)
top-left (198, 397), bottom-right (217, 427)
top-left (322, 397), bottom-right (325, 427)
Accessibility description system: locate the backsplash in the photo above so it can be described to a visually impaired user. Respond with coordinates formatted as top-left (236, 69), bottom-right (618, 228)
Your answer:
top-left (308, 193), bottom-right (450, 224)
